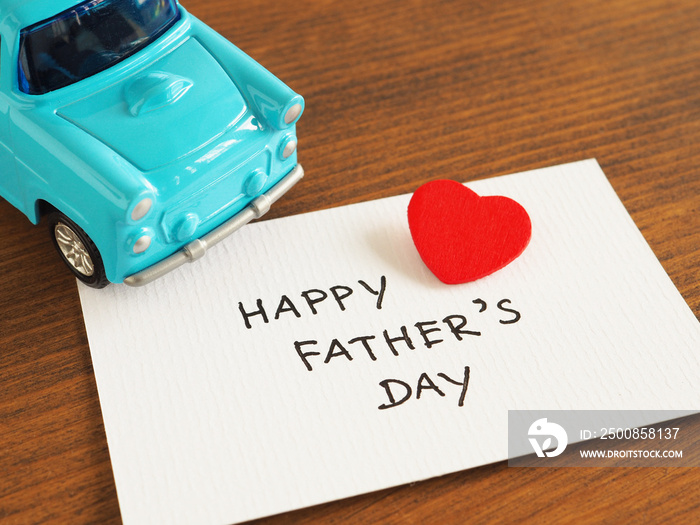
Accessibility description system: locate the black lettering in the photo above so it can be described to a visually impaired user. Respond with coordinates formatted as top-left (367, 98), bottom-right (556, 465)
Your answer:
top-left (348, 335), bottom-right (378, 361)
top-left (472, 298), bottom-right (487, 312)
top-left (416, 373), bottom-right (445, 399)
top-left (324, 339), bottom-right (353, 364)
top-left (274, 295), bottom-right (301, 320)
top-left (438, 366), bottom-right (471, 407)
top-left (358, 275), bottom-right (387, 309)
top-left (300, 289), bottom-right (328, 314)
top-left (238, 299), bottom-right (268, 329)
top-left (378, 379), bottom-right (412, 410)
top-left (329, 285), bottom-right (353, 311)
top-left (497, 299), bottom-right (521, 324)
top-left (294, 340), bottom-right (319, 371)
top-left (442, 314), bottom-right (481, 340)
top-left (414, 321), bottom-right (443, 349)
top-left (383, 326), bottom-right (415, 356)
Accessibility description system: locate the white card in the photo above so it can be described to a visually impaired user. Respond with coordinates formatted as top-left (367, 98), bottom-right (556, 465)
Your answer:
top-left (78, 160), bottom-right (700, 524)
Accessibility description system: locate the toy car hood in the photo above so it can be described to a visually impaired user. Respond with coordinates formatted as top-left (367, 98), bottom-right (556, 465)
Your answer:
top-left (56, 38), bottom-right (247, 172)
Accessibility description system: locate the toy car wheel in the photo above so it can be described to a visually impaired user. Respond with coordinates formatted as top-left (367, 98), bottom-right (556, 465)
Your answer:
top-left (48, 212), bottom-right (110, 289)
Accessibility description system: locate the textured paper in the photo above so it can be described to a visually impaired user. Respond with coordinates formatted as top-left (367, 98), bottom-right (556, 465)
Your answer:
top-left (78, 160), bottom-right (700, 524)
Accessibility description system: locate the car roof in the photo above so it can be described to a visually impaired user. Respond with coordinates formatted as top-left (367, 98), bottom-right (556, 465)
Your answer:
top-left (0, 1), bottom-right (178, 34)
top-left (0, 0), bottom-right (84, 32)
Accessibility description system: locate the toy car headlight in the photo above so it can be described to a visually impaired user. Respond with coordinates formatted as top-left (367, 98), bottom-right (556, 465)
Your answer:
top-left (278, 95), bottom-right (304, 129)
top-left (127, 227), bottom-right (155, 255)
top-left (284, 102), bottom-right (303, 125)
top-left (133, 234), bottom-right (152, 254)
top-left (279, 134), bottom-right (297, 160)
top-left (128, 195), bottom-right (154, 222)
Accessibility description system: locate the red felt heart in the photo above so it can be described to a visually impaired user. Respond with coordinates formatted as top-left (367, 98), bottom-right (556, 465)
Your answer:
top-left (408, 180), bottom-right (531, 284)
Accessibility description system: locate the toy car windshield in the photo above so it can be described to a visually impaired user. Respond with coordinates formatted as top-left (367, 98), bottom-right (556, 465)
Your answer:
top-left (18, 0), bottom-right (180, 95)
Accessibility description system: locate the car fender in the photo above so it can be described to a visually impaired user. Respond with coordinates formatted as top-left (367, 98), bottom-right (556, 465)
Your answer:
top-left (10, 105), bottom-right (148, 281)
top-left (189, 15), bottom-right (304, 131)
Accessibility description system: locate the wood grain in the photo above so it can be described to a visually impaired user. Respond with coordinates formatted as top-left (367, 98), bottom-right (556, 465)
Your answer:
top-left (1, 0), bottom-right (698, 523)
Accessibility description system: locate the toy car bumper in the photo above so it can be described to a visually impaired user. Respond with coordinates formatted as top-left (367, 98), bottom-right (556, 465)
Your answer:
top-left (123, 163), bottom-right (304, 287)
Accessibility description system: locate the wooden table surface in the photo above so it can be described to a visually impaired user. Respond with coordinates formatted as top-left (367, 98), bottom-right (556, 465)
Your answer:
top-left (1, 0), bottom-right (699, 523)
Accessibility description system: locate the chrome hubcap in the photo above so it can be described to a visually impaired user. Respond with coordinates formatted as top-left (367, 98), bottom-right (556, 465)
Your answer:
top-left (55, 223), bottom-right (95, 277)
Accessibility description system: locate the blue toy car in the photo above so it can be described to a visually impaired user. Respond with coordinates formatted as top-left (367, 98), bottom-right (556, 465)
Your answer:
top-left (0, 0), bottom-right (304, 287)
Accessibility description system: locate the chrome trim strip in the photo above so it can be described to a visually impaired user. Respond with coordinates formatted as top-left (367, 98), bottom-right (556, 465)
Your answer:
top-left (123, 164), bottom-right (304, 287)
